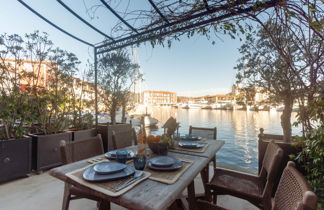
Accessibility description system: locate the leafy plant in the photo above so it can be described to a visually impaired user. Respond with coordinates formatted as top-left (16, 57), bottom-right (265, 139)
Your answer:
top-left (0, 33), bottom-right (36, 139)
top-left (292, 84), bottom-right (324, 206)
top-left (292, 126), bottom-right (324, 206)
top-left (96, 49), bottom-right (142, 124)
top-left (0, 31), bottom-right (86, 137)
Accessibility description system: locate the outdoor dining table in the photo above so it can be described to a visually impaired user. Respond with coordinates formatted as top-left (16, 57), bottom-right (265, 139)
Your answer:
top-left (50, 139), bottom-right (224, 210)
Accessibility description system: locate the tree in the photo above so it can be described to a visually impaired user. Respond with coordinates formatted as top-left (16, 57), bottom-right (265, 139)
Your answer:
top-left (236, 22), bottom-right (301, 141)
top-left (97, 49), bottom-right (141, 124)
top-left (247, 0), bottom-right (323, 134)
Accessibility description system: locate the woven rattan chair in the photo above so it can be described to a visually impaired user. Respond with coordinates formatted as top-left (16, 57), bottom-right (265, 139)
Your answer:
top-left (271, 161), bottom-right (317, 210)
top-left (111, 128), bottom-right (138, 150)
top-left (206, 141), bottom-right (284, 210)
top-left (60, 134), bottom-right (106, 210)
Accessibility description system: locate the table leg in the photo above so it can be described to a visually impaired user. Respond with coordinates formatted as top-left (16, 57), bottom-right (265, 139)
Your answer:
top-left (200, 165), bottom-right (210, 200)
top-left (98, 200), bottom-right (110, 210)
top-left (187, 180), bottom-right (197, 210)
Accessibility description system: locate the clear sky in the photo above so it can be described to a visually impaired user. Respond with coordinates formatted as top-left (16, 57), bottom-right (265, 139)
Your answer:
top-left (0, 0), bottom-right (243, 96)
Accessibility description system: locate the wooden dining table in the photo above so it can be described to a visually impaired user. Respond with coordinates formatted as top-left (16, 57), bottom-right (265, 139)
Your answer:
top-left (50, 139), bottom-right (224, 210)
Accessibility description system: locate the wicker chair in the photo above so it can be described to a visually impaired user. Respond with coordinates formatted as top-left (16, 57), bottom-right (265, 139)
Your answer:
top-left (196, 199), bottom-right (228, 210)
top-left (111, 128), bottom-right (138, 150)
top-left (271, 161), bottom-right (317, 210)
top-left (189, 125), bottom-right (217, 168)
top-left (189, 126), bottom-right (217, 140)
top-left (60, 134), bottom-right (106, 210)
top-left (206, 141), bottom-right (284, 210)
top-left (188, 126), bottom-right (217, 199)
top-left (190, 162), bottom-right (317, 210)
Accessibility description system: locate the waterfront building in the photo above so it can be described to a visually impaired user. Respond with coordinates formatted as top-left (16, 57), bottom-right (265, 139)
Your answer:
top-left (142, 90), bottom-right (177, 105)
top-left (178, 94), bottom-right (235, 104)
top-left (0, 58), bottom-right (105, 113)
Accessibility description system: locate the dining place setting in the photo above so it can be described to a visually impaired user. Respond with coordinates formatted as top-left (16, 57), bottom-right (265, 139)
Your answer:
top-left (168, 133), bottom-right (209, 153)
top-left (66, 137), bottom-right (197, 197)
top-left (50, 117), bottom-right (224, 210)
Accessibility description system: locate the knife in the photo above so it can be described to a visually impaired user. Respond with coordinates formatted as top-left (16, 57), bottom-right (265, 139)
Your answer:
top-left (114, 171), bottom-right (144, 191)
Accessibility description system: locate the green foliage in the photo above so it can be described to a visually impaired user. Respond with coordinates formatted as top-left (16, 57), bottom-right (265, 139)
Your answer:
top-left (293, 125), bottom-right (324, 205)
top-left (0, 31), bottom-right (88, 138)
top-left (97, 49), bottom-right (142, 124)
top-left (0, 91), bottom-right (35, 139)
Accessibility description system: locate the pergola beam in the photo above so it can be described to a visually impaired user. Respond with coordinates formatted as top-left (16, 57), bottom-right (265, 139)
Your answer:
top-left (148, 0), bottom-right (170, 24)
top-left (100, 0), bottom-right (138, 33)
top-left (57, 0), bottom-right (114, 41)
top-left (203, 0), bottom-right (211, 11)
top-left (97, 0), bottom-right (279, 53)
top-left (17, 0), bottom-right (94, 47)
top-left (97, 0), bottom-right (250, 49)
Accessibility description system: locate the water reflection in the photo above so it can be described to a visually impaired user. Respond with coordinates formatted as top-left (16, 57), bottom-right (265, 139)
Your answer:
top-left (147, 107), bottom-right (300, 171)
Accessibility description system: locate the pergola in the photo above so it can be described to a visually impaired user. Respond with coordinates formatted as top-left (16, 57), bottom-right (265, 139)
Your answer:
top-left (17, 0), bottom-right (280, 125)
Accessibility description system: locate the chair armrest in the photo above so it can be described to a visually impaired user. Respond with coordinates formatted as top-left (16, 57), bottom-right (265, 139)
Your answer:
top-left (214, 168), bottom-right (259, 182)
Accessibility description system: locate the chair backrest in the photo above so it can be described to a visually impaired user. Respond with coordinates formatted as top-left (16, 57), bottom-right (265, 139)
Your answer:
top-left (189, 125), bottom-right (217, 140)
top-left (60, 134), bottom-right (104, 164)
top-left (259, 141), bottom-right (284, 206)
top-left (272, 161), bottom-right (317, 210)
top-left (112, 128), bottom-right (137, 150)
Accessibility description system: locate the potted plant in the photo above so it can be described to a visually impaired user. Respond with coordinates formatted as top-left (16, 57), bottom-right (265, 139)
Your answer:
top-left (20, 32), bottom-right (81, 171)
top-left (0, 33), bottom-right (34, 182)
top-left (147, 135), bottom-right (173, 156)
top-left (96, 49), bottom-right (142, 152)
top-left (97, 123), bottom-right (132, 152)
top-left (70, 113), bottom-right (96, 141)
top-left (67, 71), bottom-right (97, 141)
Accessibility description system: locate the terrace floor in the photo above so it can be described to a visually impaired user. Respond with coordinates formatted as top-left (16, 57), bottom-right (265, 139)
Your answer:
top-left (0, 166), bottom-right (259, 210)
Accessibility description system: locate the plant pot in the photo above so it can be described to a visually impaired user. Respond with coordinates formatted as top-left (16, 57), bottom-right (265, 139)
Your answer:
top-left (0, 137), bottom-right (32, 183)
top-left (72, 128), bottom-right (97, 141)
top-left (97, 123), bottom-right (132, 152)
top-left (29, 132), bottom-right (72, 172)
top-left (148, 142), bottom-right (169, 156)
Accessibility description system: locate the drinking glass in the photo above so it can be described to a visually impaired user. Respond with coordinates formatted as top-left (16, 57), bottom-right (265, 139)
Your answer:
top-left (134, 154), bottom-right (146, 170)
top-left (116, 150), bottom-right (128, 164)
top-left (158, 143), bottom-right (168, 156)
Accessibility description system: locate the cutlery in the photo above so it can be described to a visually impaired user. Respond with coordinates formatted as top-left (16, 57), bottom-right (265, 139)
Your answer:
top-left (114, 171), bottom-right (144, 191)
top-left (112, 170), bottom-right (142, 189)
top-left (87, 157), bottom-right (103, 164)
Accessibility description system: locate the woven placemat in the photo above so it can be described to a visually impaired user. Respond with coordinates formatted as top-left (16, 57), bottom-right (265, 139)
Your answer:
top-left (145, 159), bottom-right (193, 184)
top-left (170, 142), bottom-right (209, 153)
top-left (66, 161), bottom-right (151, 197)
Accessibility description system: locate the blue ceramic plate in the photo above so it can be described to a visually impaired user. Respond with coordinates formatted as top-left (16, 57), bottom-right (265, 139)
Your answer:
top-left (182, 135), bottom-right (202, 141)
top-left (83, 165), bottom-right (134, 182)
top-left (149, 156), bottom-right (176, 167)
top-left (147, 158), bottom-right (183, 171)
top-left (178, 141), bottom-right (204, 148)
top-left (104, 150), bottom-right (136, 160)
top-left (93, 162), bottom-right (127, 175)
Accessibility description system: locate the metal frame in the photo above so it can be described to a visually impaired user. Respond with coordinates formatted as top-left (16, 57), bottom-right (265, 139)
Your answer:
top-left (17, 0), bottom-right (280, 126)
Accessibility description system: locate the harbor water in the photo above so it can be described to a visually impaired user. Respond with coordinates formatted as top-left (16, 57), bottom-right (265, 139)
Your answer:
top-left (145, 107), bottom-right (301, 172)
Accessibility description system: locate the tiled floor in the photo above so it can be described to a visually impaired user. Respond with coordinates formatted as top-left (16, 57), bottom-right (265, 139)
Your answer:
top-left (0, 167), bottom-right (259, 210)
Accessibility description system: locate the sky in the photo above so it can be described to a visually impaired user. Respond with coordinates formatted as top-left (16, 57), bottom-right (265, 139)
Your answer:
top-left (0, 0), bottom-right (243, 97)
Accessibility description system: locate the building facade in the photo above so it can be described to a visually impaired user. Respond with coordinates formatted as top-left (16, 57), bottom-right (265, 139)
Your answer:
top-left (142, 90), bottom-right (177, 105)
